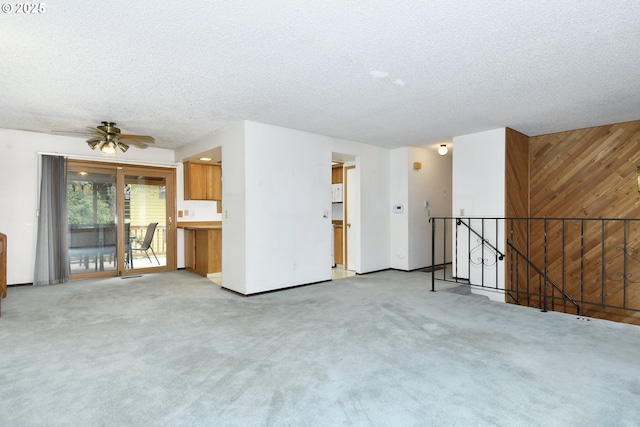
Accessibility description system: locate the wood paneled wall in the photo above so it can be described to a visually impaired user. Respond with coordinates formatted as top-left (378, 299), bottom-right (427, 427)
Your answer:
top-left (505, 128), bottom-right (530, 303)
top-left (506, 128), bottom-right (530, 219)
top-left (530, 120), bottom-right (640, 218)
top-left (528, 120), bottom-right (640, 324)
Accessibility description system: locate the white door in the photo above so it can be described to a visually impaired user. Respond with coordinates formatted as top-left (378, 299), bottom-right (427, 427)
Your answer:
top-left (345, 166), bottom-right (359, 272)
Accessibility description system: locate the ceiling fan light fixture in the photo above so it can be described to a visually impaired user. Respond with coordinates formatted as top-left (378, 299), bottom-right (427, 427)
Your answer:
top-left (438, 144), bottom-right (448, 156)
top-left (72, 121), bottom-right (155, 154)
top-left (100, 140), bottom-right (117, 154)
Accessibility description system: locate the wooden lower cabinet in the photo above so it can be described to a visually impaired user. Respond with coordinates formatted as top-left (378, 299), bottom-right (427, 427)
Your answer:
top-left (334, 224), bottom-right (343, 265)
top-left (184, 229), bottom-right (196, 270)
top-left (184, 227), bottom-right (221, 277)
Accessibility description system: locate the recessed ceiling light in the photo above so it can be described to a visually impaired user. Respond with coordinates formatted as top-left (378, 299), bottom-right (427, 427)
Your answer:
top-left (199, 157), bottom-right (212, 161)
top-left (78, 171), bottom-right (88, 176)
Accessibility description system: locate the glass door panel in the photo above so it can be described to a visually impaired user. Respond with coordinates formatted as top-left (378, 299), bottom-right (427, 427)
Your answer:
top-left (124, 174), bottom-right (168, 270)
top-left (67, 165), bottom-right (118, 277)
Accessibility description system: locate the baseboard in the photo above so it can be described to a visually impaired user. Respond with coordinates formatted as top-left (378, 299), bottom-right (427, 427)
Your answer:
top-left (223, 278), bottom-right (333, 297)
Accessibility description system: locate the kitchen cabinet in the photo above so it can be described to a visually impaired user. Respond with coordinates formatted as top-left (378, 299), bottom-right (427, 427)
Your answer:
top-left (183, 225), bottom-right (222, 276)
top-left (332, 165), bottom-right (343, 184)
top-left (184, 162), bottom-right (221, 201)
top-left (333, 222), bottom-right (343, 265)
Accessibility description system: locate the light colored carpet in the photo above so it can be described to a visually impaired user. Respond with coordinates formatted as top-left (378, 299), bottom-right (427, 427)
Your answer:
top-left (1, 270), bottom-right (639, 426)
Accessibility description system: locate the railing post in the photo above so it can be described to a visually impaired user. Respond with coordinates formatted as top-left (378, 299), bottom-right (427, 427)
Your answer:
top-left (543, 219), bottom-right (548, 312)
top-left (623, 219), bottom-right (628, 309)
top-left (431, 218), bottom-right (436, 292)
top-left (495, 218), bottom-right (499, 290)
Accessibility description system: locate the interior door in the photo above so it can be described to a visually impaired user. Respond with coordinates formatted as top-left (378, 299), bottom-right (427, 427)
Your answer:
top-left (67, 160), bottom-right (176, 279)
top-left (345, 166), bottom-right (359, 272)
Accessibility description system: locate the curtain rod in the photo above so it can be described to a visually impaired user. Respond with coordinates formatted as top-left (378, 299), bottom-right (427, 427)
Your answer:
top-left (37, 151), bottom-right (179, 167)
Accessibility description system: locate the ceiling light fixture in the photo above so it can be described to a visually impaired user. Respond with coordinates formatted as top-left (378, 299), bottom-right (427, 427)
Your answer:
top-left (438, 144), bottom-right (448, 156)
top-left (199, 157), bottom-right (212, 161)
top-left (100, 140), bottom-right (117, 154)
top-left (88, 137), bottom-right (128, 155)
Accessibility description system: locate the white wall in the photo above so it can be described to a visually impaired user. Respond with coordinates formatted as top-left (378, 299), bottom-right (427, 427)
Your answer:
top-left (219, 122), bottom-right (247, 294)
top-left (452, 128), bottom-right (506, 300)
top-left (243, 121), bottom-right (331, 293)
top-left (390, 148), bottom-right (410, 270)
top-left (0, 128), bottom-right (175, 285)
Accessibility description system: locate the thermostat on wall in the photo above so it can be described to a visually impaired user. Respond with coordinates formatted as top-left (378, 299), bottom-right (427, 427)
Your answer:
top-left (393, 204), bottom-right (404, 213)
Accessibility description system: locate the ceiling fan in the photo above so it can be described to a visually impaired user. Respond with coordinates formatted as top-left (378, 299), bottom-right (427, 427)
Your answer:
top-left (53, 121), bottom-right (155, 154)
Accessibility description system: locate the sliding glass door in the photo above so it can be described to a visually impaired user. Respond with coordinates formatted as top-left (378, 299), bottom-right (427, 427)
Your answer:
top-left (67, 160), bottom-right (176, 279)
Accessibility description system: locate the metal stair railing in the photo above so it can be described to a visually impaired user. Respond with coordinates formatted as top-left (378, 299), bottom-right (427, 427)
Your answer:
top-left (428, 216), bottom-right (640, 321)
top-left (507, 240), bottom-right (581, 315)
top-left (456, 218), bottom-right (505, 261)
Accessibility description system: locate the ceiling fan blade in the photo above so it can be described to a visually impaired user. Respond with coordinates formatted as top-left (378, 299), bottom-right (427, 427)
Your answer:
top-left (51, 129), bottom-right (97, 136)
top-left (91, 126), bottom-right (107, 135)
top-left (119, 134), bottom-right (155, 143)
top-left (125, 140), bottom-right (149, 149)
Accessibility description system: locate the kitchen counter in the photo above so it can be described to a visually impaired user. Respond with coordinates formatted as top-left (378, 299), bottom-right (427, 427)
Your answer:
top-left (181, 225), bottom-right (222, 230)
top-left (178, 221), bottom-right (222, 230)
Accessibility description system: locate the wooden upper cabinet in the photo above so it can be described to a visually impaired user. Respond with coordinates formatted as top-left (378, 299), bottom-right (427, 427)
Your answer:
top-left (184, 162), bottom-right (221, 201)
top-left (332, 165), bottom-right (343, 184)
top-left (184, 162), bottom-right (207, 200)
top-left (206, 164), bottom-right (222, 200)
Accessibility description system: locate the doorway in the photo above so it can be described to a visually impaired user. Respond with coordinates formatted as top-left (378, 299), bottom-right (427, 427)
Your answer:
top-left (67, 160), bottom-right (176, 279)
top-left (331, 153), bottom-right (359, 277)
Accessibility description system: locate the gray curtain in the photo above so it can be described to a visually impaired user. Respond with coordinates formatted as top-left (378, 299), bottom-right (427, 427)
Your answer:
top-left (33, 155), bottom-right (69, 285)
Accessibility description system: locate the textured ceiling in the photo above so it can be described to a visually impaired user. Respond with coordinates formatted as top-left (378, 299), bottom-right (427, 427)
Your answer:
top-left (1, 1), bottom-right (639, 150)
